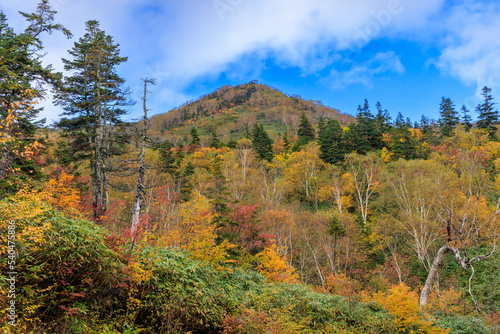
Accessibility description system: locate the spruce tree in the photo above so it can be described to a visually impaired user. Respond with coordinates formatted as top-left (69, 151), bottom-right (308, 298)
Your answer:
top-left (438, 97), bottom-right (459, 137)
top-left (476, 86), bottom-right (498, 139)
top-left (251, 123), bottom-right (273, 161)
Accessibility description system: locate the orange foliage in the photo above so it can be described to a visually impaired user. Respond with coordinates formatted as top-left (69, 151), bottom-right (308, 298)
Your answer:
top-left (255, 242), bottom-right (298, 283)
top-left (324, 273), bottom-right (360, 300)
top-left (41, 170), bottom-right (81, 215)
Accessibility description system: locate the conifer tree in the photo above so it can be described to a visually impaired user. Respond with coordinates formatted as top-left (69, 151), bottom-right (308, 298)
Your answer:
top-left (210, 154), bottom-right (228, 213)
top-left (395, 112), bottom-right (405, 128)
top-left (55, 20), bottom-right (128, 220)
top-left (190, 127), bottom-right (200, 146)
top-left (293, 112), bottom-right (315, 150)
top-left (350, 99), bottom-right (382, 153)
top-left (318, 119), bottom-right (345, 164)
top-left (476, 86), bottom-right (498, 139)
top-left (180, 161), bottom-right (195, 202)
top-left (461, 105), bottom-right (472, 132)
top-left (438, 97), bottom-right (459, 137)
top-left (0, 2), bottom-right (70, 192)
top-left (375, 101), bottom-right (392, 134)
top-left (210, 131), bottom-right (221, 149)
top-left (252, 123), bottom-right (273, 161)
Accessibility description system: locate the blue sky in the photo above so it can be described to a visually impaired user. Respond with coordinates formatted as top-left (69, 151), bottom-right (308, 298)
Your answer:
top-left (1, 0), bottom-right (499, 124)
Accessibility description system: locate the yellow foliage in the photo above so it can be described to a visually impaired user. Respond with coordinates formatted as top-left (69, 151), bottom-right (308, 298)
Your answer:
top-left (367, 283), bottom-right (448, 333)
top-left (424, 288), bottom-right (465, 315)
top-left (41, 171), bottom-right (81, 215)
top-left (255, 243), bottom-right (299, 283)
top-left (381, 147), bottom-right (392, 162)
top-left (158, 195), bottom-right (231, 263)
top-left (0, 186), bottom-right (53, 257)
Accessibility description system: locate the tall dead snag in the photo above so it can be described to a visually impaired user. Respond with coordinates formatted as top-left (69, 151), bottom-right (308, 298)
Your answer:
top-left (131, 78), bottom-right (155, 237)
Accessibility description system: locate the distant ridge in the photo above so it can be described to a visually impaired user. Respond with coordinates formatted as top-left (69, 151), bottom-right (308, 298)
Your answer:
top-left (147, 82), bottom-right (354, 145)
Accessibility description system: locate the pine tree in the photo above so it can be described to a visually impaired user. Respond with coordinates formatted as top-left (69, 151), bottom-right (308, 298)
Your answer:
top-left (438, 97), bottom-right (459, 137)
top-left (55, 20), bottom-right (128, 220)
top-left (252, 123), bottom-right (273, 161)
top-left (190, 127), bottom-right (200, 146)
top-left (461, 105), bottom-right (472, 132)
top-left (476, 86), bottom-right (498, 139)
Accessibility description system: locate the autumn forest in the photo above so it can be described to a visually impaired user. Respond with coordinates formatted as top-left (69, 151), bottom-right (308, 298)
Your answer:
top-left (1, 2), bottom-right (500, 333)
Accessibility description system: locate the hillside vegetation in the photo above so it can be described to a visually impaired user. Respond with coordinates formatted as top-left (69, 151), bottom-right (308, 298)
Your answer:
top-left (1, 2), bottom-right (500, 333)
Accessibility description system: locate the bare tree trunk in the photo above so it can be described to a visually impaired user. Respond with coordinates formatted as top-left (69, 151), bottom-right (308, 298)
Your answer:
top-left (419, 244), bottom-right (449, 307)
top-left (94, 72), bottom-right (103, 221)
top-left (131, 79), bottom-right (154, 236)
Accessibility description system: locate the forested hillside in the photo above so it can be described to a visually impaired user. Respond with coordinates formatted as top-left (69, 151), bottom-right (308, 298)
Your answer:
top-left (1, 2), bottom-right (500, 333)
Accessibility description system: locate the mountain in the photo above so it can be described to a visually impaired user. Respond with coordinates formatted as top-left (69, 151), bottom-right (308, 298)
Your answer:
top-left (147, 81), bottom-right (354, 145)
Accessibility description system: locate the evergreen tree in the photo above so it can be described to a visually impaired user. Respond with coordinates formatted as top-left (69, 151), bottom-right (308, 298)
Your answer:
top-left (227, 138), bottom-right (237, 149)
top-left (156, 140), bottom-right (176, 176)
top-left (461, 105), bottom-right (472, 132)
top-left (0, 2), bottom-right (71, 192)
top-left (190, 127), bottom-right (200, 146)
top-left (210, 131), bottom-right (221, 149)
top-left (317, 116), bottom-right (326, 135)
top-left (375, 101), bottom-right (392, 134)
top-left (293, 112), bottom-right (315, 150)
top-left (251, 123), bottom-right (273, 161)
top-left (210, 154), bottom-right (228, 213)
top-left (476, 86), bottom-right (498, 139)
top-left (438, 97), bottom-right (459, 137)
top-left (395, 112), bottom-right (405, 128)
top-left (318, 119), bottom-right (345, 164)
top-left (55, 20), bottom-right (128, 220)
top-left (350, 99), bottom-right (382, 153)
top-left (180, 161), bottom-right (195, 201)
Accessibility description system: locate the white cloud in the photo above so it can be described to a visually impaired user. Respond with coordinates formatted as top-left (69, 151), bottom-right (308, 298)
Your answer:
top-left (325, 51), bottom-right (405, 89)
top-left (0, 0), bottom-right (446, 121)
top-left (436, 1), bottom-right (500, 95)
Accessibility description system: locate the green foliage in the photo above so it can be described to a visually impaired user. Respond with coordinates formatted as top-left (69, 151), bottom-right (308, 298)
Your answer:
top-left (438, 97), bottom-right (459, 137)
top-left (476, 86), bottom-right (499, 139)
top-left (189, 126), bottom-right (200, 146)
top-left (0, 195), bottom-right (396, 333)
top-left (434, 315), bottom-right (498, 334)
top-left (252, 123), bottom-right (274, 162)
top-left (318, 118), bottom-right (345, 164)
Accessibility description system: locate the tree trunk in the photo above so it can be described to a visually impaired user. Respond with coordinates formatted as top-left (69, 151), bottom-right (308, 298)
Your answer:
top-left (131, 79), bottom-right (152, 236)
top-left (419, 244), bottom-right (450, 307)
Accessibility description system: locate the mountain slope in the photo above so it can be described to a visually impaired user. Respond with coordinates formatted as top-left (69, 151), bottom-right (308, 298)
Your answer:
top-left (148, 82), bottom-right (354, 145)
